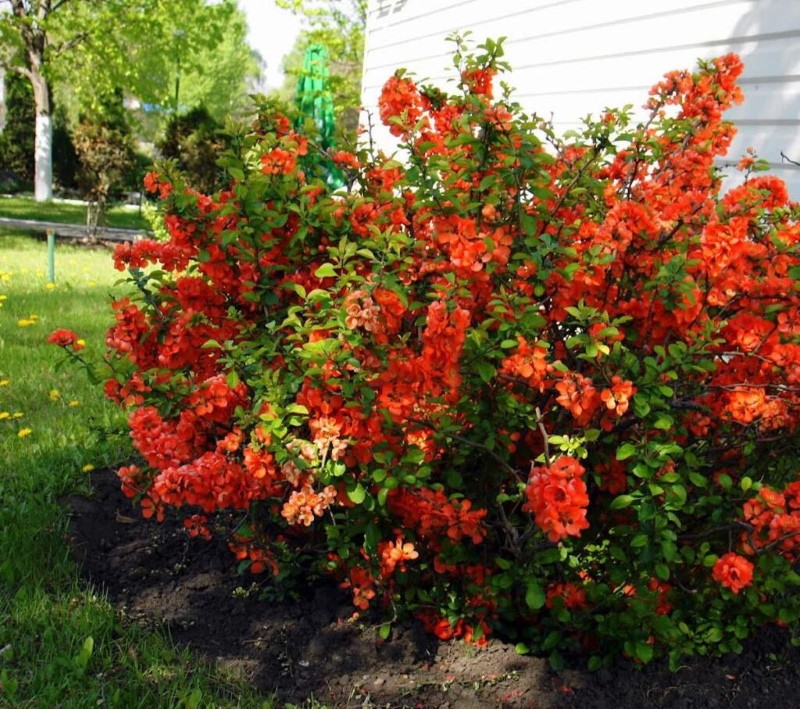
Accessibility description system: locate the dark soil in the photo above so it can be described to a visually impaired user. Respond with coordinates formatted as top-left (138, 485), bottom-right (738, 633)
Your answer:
top-left (66, 468), bottom-right (800, 708)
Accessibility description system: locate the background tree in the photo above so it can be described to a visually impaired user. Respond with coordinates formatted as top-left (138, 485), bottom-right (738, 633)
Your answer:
top-left (177, 10), bottom-right (260, 121)
top-left (73, 90), bottom-right (136, 231)
top-left (0, 0), bottom-right (239, 202)
top-left (157, 106), bottom-right (226, 193)
top-left (274, 0), bottom-right (366, 145)
top-left (51, 105), bottom-right (78, 193)
top-left (0, 70), bottom-right (35, 190)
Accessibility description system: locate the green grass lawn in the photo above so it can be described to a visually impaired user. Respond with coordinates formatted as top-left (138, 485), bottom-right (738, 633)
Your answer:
top-left (0, 234), bottom-right (270, 707)
top-left (0, 195), bottom-right (149, 231)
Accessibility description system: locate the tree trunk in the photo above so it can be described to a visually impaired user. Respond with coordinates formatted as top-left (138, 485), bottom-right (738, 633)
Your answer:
top-left (14, 0), bottom-right (54, 202)
top-left (30, 66), bottom-right (53, 202)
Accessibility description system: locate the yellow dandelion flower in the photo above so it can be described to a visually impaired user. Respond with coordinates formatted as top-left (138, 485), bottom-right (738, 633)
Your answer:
top-left (68, 400), bottom-right (80, 407)
top-left (76, 339), bottom-right (86, 348)
top-left (29, 314), bottom-right (39, 319)
top-left (87, 280), bottom-right (97, 287)
top-left (45, 282), bottom-right (56, 290)
top-left (17, 319), bottom-right (35, 327)
top-left (49, 389), bottom-right (61, 401)
top-left (17, 428), bottom-right (32, 438)
top-left (1, 273), bottom-right (10, 281)
top-left (0, 380), bottom-right (9, 387)
top-left (82, 464), bottom-right (95, 473)
top-left (12, 412), bottom-right (23, 419)
top-left (0, 294), bottom-right (7, 300)
top-left (0, 412), bottom-right (10, 420)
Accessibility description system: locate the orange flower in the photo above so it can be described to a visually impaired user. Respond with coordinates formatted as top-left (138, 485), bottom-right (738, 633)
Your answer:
top-left (261, 148), bottom-right (296, 175)
top-left (600, 376), bottom-right (635, 416)
top-left (524, 456), bottom-right (590, 542)
top-left (712, 552), bottom-right (753, 594)
top-left (379, 537), bottom-right (419, 577)
top-left (546, 582), bottom-right (587, 610)
top-left (47, 328), bottom-right (84, 350)
top-left (556, 373), bottom-right (600, 425)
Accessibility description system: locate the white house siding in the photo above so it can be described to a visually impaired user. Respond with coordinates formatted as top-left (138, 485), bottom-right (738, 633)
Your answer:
top-left (361, 0), bottom-right (800, 197)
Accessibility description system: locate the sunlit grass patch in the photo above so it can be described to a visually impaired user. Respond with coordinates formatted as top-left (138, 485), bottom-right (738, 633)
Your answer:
top-left (0, 195), bottom-right (149, 231)
top-left (0, 233), bottom-right (269, 707)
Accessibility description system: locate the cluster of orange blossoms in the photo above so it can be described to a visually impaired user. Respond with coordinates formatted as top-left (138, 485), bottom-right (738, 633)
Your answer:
top-left (524, 456), bottom-right (590, 543)
top-left (741, 483), bottom-right (800, 560)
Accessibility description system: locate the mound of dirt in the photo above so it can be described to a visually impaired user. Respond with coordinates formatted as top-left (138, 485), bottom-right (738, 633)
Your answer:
top-left (66, 468), bottom-right (800, 708)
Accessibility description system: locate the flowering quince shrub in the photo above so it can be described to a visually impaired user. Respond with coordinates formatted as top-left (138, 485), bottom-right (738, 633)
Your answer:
top-left (52, 37), bottom-right (800, 669)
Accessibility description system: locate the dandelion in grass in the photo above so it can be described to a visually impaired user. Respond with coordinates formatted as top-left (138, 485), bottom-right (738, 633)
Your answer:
top-left (68, 400), bottom-right (80, 407)
top-left (0, 379), bottom-right (9, 387)
top-left (49, 389), bottom-right (61, 401)
top-left (82, 464), bottom-right (95, 473)
top-left (17, 318), bottom-right (36, 327)
top-left (0, 412), bottom-right (10, 420)
top-left (12, 412), bottom-right (23, 419)
top-left (45, 283), bottom-right (55, 290)
top-left (17, 428), bottom-right (31, 438)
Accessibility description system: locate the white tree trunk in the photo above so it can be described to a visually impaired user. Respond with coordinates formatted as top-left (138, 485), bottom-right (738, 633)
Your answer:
top-left (31, 72), bottom-right (53, 202)
top-left (35, 111), bottom-right (53, 202)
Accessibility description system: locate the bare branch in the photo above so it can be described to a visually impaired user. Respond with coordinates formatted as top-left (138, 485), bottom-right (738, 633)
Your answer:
top-left (780, 151), bottom-right (800, 168)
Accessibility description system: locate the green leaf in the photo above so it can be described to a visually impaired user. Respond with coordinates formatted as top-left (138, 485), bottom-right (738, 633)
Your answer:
top-left (653, 414), bottom-right (674, 431)
top-left (688, 472), bottom-right (707, 488)
top-left (476, 360), bottom-right (496, 383)
top-left (635, 641), bottom-right (654, 663)
top-left (515, 643), bottom-right (530, 655)
top-left (616, 443), bottom-right (637, 461)
top-left (525, 580), bottom-right (546, 610)
top-left (548, 650), bottom-right (565, 671)
top-left (610, 494), bottom-right (635, 510)
top-left (588, 655), bottom-right (604, 671)
top-left (632, 395), bottom-right (651, 417)
top-left (185, 688), bottom-right (203, 709)
top-left (347, 483), bottom-right (366, 504)
top-left (402, 448), bottom-right (425, 465)
top-left (74, 636), bottom-right (94, 671)
top-left (313, 263), bottom-right (337, 279)
top-left (379, 623), bottom-right (392, 640)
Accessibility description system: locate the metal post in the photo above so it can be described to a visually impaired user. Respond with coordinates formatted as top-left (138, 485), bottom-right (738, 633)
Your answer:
top-left (47, 229), bottom-right (55, 283)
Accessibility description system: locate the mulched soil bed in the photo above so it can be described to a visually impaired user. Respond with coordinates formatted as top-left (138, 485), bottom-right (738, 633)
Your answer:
top-left (66, 467), bottom-right (800, 708)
